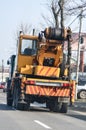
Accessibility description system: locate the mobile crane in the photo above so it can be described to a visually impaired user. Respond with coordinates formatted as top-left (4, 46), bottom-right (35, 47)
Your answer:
top-left (7, 27), bottom-right (75, 113)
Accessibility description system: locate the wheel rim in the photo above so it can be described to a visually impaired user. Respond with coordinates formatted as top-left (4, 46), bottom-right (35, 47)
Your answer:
top-left (80, 91), bottom-right (86, 99)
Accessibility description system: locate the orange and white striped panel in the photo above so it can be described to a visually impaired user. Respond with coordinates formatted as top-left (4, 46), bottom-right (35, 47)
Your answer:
top-left (26, 85), bottom-right (70, 97)
top-left (35, 66), bottom-right (60, 77)
top-left (71, 80), bottom-right (76, 103)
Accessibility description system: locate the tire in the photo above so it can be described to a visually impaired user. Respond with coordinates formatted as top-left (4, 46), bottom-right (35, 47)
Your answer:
top-left (7, 98), bottom-right (13, 106)
top-left (60, 103), bottom-right (68, 113)
top-left (7, 90), bottom-right (13, 106)
top-left (13, 87), bottom-right (30, 111)
top-left (6, 80), bottom-right (13, 106)
top-left (47, 98), bottom-right (62, 112)
top-left (13, 87), bottom-right (19, 108)
top-left (17, 101), bottom-right (30, 111)
top-left (53, 102), bottom-right (62, 112)
top-left (78, 90), bottom-right (86, 99)
top-left (12, 79), bottom-right (21, 109)
top-left (47, 99), bottom-right (55, 112)
top-left (13, 79), bottom-right (30, 111)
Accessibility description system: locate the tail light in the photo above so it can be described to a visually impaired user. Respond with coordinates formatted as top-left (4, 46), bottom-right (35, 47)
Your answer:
top-left (29, 80), bottom-right (35, 85)
top-left (25, 80), bottom-right (35, 85)
top-left (62, 83), bottom-right (70, 87)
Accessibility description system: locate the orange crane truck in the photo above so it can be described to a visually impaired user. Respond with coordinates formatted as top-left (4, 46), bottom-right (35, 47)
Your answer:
top-left (6, 27), bottom-right (75, 113)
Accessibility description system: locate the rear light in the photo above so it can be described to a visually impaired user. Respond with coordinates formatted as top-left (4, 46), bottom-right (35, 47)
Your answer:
top-left (25, 80), bottom-right (35, 85)
top-left (29, 80), bottom-right (35, 85)
top-left (62, 83), bottom-right (70, 87)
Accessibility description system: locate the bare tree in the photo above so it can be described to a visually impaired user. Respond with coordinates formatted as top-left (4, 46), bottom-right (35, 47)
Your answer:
top-left (13, 23), bottom-right (33, 52)
top-left (14, 23), bottom-right (33, 41)
top-left (51, 0), bottom-right (60, 27)
top-left (42, 0), bottom-right (86, 28)
top-left (58, 0), bottom-right (64, 28)
top-left (65, 0), bottom-right (86, 15)
top-left (41, 0), bottom-right (61, 28)
top-left (20, 23), bottom-right (32, 34)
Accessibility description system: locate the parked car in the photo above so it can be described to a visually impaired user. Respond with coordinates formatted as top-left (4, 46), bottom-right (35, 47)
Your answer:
top-left (0, 82), bottom-right (5, 89)
top-left (0, 82), bottom-right (7, 92)
top-left (77, 84), bottom-right (86, 99)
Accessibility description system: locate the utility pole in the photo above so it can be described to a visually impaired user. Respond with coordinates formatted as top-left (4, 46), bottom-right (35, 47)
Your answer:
top-left (76, 9), bottom-right (83, 99)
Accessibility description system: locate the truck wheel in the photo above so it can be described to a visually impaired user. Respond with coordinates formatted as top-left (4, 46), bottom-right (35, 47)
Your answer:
top-left (17, 101), bottom-right (30, 111)
top-left (60, 103), bottom-right (68, 113)
top-left (48, 99), bottom-right (62, 112)
top-left (17, 102), bottom-right (25, 110)
top-left (48, 104), bottom-right (53, 111)
top-left (47, 99), bottom-right (55, 111)
top-left (13, 87), bottom-right (19, 108)
top-left (17, 95), bottom-right (30, 111)
top-left (7, 90), bottom-right (13, 106)
top-left (51, 102), bottom-right (62, 112)
top-left (6, 80), bottom-right (13, 106)
top-left (7, 98), bottom-right (13, 106)
top-left (13, 87), bottom-right (30, 110)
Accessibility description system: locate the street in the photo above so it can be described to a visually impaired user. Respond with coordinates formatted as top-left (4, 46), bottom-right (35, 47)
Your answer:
top-left (0, 90), bottom-right (86, 130)
top-left (0, 1), bottom-right (86, 130)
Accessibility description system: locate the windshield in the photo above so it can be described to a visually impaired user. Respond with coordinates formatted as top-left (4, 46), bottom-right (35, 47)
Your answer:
top-left (21, 39), bottom-right (37, 55)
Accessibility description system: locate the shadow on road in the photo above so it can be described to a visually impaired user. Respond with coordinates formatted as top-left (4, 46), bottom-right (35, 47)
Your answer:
top-left (68, 113), bottom-right (86, 121)
top-left (0, 102), bottom-right (50, 112)
top-left (0, 103), bottom-right (15, 111)
top-left (68, 106), bottom-right (86, 121)
top-left (29, 106), bottom-right (50, 113)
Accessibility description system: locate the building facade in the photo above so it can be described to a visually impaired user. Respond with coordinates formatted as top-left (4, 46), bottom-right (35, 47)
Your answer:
top-left (0, 66), bottom-right (9, 82)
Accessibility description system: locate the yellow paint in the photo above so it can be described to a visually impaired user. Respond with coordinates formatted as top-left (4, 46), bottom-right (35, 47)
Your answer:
top-left (34, 65), bottom-right (60, 78)
top-left (21, 65), bottom-right (33, 74)
top-left (64, 68), bottom-right (68, 76)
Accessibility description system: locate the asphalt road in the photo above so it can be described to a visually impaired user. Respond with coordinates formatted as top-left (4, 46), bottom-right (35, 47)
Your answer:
top-left (0, 90), bottom-right (86, 130)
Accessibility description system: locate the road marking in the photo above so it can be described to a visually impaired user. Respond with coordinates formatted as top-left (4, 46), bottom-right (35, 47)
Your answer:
top-left (34, 120), bottom-right (52, 129)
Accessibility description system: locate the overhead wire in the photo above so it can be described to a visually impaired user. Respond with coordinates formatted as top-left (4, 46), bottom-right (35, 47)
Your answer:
top-left (67, 14), bottom-right (80, 28)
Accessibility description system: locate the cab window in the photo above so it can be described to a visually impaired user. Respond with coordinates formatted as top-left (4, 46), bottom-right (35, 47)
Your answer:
top-left (21, 39), bottom-right (37, 55)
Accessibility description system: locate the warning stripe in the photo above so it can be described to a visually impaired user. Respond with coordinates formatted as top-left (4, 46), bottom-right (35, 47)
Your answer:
top-left (33, 86), bottom-right (36, 94)
top-left (45, 67), bottom-right (51, 76)
top-left (26, 85), bottom-right (70, 97)
top-left (37, 66), bottom-right (59, 77)
top-left (70, 81), bottom-right (76, 103)
top-left (27, 86), bottom-right (31, 94)
top-left (51, 68), bottom-right (58, 76)
top-left (60, 88), bottom-right (63, 96)
top-left (40, 86), bottom-right (45, 95)
top-left (43, 87), bottom-right (47, 95)
top-left (38, 67), bottom-right (44, 74)
top-left (55, 88), bottom-right (60, 96)
top-left (63, 88), bottom-right (67, 96)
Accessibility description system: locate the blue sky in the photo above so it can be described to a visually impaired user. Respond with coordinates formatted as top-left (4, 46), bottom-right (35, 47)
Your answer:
top-left (0, 0), bottom-right (86, 66)
top-left (0, 0), bottom-right (47, 66)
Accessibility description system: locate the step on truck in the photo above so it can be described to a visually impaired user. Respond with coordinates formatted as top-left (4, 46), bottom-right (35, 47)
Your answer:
top-left (7, 27), bottom-right (75, 113)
